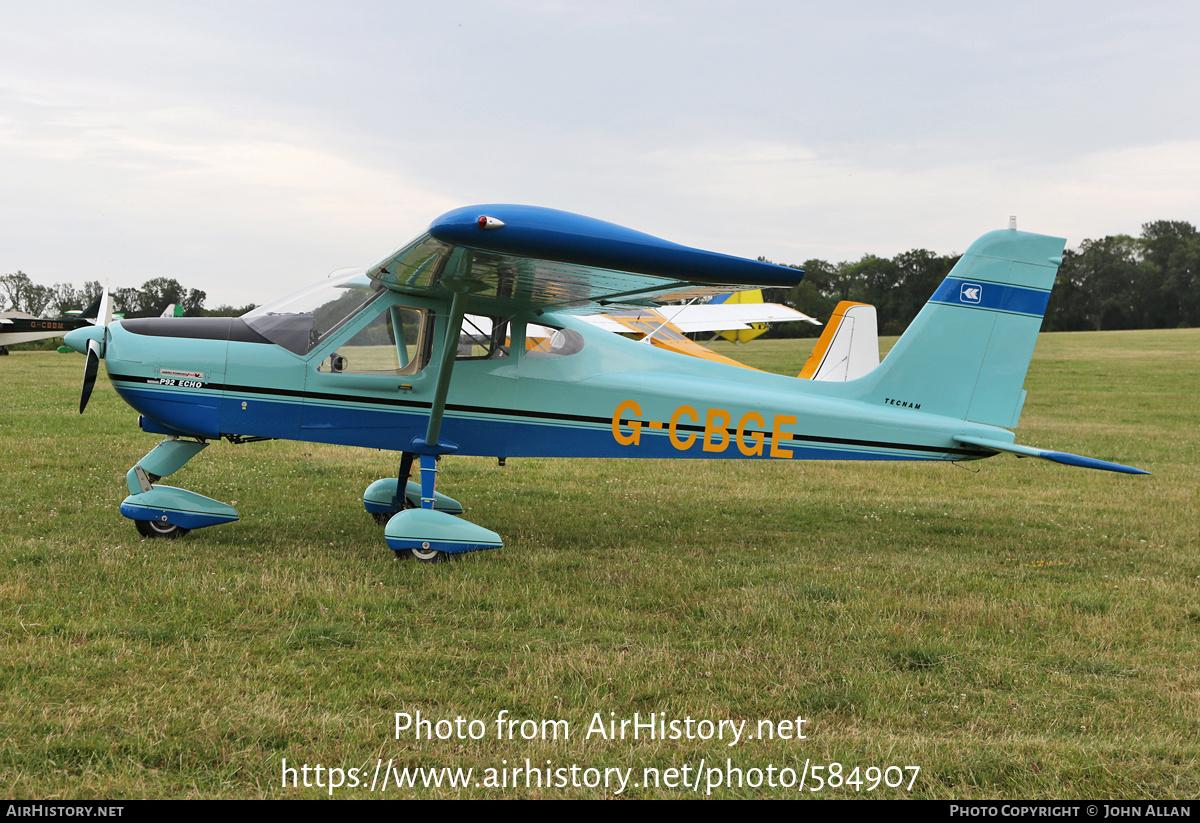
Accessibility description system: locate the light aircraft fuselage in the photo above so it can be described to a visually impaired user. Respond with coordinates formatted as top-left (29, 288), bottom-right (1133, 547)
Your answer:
top-left (102, 306), bottom-right (998, 465)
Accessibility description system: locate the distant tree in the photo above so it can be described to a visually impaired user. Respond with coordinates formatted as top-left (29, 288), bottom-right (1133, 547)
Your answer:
top-left (755, 259), bottom-right (829, 338)
top-left (0, 272), bottom-right (58, 316)
top-left (23, 283), bottom-right (54, 317)
top-left (205, 303), bottom-right (258, 317)
top-left (785, 258), bottom-right (850, 336)
top-left (1042, 248), bottom-right (1084, 332)
top-left (1050, 235), bottom-right (1142, 331)
top-left (133, 277), bottom-right (207, 316)
top-left (885, 249), bottom-right (958, 334)
top-left (771, 251), bottom-right (957, 337)
top-left (79, 281), bottom-right (103, 306)
top-left (0, 271), bottom-right (33, 312)
top-left (1140, 221), bottom-right (1199, 328)
top-left (50, 282), bottom-right (82, 316)
top-left (112, 286), bottom-right (142, 316)
top-left (1141, 219), bottom-right (1197, 246)
top-left (135, 277), bottom-right (183, 315)
top-left (781, 280), bottom-right (836, 338)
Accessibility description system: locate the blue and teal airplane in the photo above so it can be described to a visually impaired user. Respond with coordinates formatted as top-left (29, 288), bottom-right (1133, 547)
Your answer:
top-left (64, 205), bottom-right (1147, 562)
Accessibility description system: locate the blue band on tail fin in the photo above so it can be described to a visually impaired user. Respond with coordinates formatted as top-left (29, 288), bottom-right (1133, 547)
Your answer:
top-left (929, 278), bottom-right (1052, 317)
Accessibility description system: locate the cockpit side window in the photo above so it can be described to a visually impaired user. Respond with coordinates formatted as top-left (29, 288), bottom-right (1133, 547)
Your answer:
top-left (319, 305), bottom-right (433, 375)
top-left (457, 315), bottom-right (510, 360)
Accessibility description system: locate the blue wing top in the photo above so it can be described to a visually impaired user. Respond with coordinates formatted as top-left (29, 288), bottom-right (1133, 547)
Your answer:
top-left (369, 205), bottom-right (803, 314)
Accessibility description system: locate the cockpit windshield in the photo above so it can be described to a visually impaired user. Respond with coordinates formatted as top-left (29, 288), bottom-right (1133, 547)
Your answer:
top-left (243, 270), bottom-right (384, 355)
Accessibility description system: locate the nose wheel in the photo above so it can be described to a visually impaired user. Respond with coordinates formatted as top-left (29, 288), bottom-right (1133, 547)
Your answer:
top-left (134, 519), bottom-right (190, 539)
top-left (395, 546), bottom-right (448, 563)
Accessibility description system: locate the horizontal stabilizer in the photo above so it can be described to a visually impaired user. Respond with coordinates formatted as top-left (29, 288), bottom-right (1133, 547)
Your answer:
top-left (953, 436), bottom-right (1149, 475)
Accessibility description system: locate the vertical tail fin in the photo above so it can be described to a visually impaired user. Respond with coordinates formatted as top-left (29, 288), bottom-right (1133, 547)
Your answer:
top-left (798, 301), bottom-right (879, 381)
top-left (853, 228), bottom-right (1066, 428)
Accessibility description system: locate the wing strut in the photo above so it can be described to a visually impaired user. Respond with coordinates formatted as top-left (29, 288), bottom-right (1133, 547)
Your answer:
top-left (421, 289), bottom-right (466, 449)
top-left (408, 287), bottom-right (469, 506)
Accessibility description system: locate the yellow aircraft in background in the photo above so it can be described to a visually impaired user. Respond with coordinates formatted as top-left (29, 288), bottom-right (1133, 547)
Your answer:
top-left (577, 291), bottom-right (820, 370)
top-left (574, 292), bottom-right (882, 384)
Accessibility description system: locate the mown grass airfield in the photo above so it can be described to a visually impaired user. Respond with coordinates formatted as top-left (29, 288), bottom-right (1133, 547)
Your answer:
top-left (1, 329), bottom-right (1196, 798)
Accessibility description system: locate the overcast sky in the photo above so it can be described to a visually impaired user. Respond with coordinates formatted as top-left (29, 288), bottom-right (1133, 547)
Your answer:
top-left (3, 1), bottom-right (1198, 307)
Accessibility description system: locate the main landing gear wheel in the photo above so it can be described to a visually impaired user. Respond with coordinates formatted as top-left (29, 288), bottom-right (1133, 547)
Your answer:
top-left (371, 492), bottom-right (416, 526)
top-left (394, 545), bottom-right (448, 563)
top-left (135, 519), bottom-right (190, 539)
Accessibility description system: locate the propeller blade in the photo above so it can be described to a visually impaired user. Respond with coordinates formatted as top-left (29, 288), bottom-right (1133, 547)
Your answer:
top-left (80, 337), bottom-right (100, 414)
top-left (98, 282), bottom-right (113, 327)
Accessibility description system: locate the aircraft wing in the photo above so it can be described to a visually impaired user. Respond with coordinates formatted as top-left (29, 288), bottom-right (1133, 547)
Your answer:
top-left (573, 309), bottom-right (762, 370)
top-left (654, 303), bottom-right (820, 333)
top-left (368, 205), bottom-right (803, 315)
top-left (578, 314), bottom-right (653, 334)
top-left (1, 309), bottom-right (95, 349)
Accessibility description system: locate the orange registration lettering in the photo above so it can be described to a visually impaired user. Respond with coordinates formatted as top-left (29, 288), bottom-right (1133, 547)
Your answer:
top-left (736, 411), bottom-right (766, 456)
top-left (770, 414), bottom-right (796, 458)
top-left (611, 399), bottom-right (643, 446)
top-left (702, 408), bottom-right (732, 453)
top-left (669, 405), bottom-right (698, 450)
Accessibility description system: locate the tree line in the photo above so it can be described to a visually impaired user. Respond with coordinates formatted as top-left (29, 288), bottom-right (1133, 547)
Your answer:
top-left (4, 219), bottom-right (1197, 338)
top-left (763, 219), bottom-right (1200, 337)
top-left (0, 272), bottom-right (254, 319)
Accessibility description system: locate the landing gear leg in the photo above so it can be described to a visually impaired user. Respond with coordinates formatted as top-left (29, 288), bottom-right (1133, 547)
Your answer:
top-left (395, 454), bottom-right (445, 562)
top-left (383, 453), bottom-right (502, 561)
top-left (363, 451), bottom-right (464, 523)
top-left (367, 452), bottom-right (416, 525)
top-left (120, 437), bottom-right (239, 537)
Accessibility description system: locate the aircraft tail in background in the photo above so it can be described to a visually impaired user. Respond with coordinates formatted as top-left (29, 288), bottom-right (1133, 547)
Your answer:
top-left (798, 301), bottom-right (879, 382)
top-left (71, 293), bottom-right (102, 321)
top-left (66, 284), bottom-right (113, 326)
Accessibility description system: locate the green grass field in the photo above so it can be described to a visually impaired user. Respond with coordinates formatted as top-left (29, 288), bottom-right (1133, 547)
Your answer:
top-left (0, 329), bottom-right (1196, 798)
